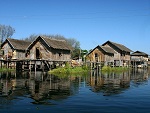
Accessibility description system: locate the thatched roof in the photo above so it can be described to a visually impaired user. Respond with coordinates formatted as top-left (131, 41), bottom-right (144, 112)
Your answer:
top-left (100, 46), bottom-right (116, 54)
top-left (1, 38), bottom-right (31, 51)
top-left (102, 41), bottom-right (132, 52)
top-left (41, 36), bottom-right (72, 50)
top-left (131, 51), bottom-right (148, 56)
top-left (87, 45), bottom-right (116, 55)
top-left (28, 36), bottom-right (72, 51)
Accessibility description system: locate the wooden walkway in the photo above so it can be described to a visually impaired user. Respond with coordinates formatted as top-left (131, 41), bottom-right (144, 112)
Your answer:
top-left (0, 59), bottom-right (71, 71)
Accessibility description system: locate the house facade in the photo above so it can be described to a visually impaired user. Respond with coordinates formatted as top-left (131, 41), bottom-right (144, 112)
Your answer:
top-left (1, 38), bottom-right (31, 60)
top-left (27, 36), bottom-right (72, 61)
top-left (131, 51), bottom-right (149, 68)
top-left (86, 45), bottom-right (116, 66)
top-left (1, 36), bottom-right (72, 62)
top-left (102, 41), bottom-right (132, 67)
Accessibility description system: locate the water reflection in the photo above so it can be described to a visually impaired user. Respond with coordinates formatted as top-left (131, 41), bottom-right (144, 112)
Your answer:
top-left (89, 70), bottom-right (130, 95)
top-left (0, 71), bottom-right (80, 105)
top-left (0, 69), bottom-right (149, 105)
top-left (89, 69), bottom-right (149, 96)
top-left (130, 68), bottom-right (149, 87)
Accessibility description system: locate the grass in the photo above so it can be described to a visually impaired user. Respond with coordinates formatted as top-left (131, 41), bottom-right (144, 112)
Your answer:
top-left (0, 68), bottom-right (15, 72)
top-left (49, 62), bottom-right (130, 76)
top-left (101, 66), bottom-right (130, 73)
top-left (49, 63), bottom-right (89, 75)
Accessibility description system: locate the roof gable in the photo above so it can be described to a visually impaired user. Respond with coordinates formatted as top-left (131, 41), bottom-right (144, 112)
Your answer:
top-left (1, 38), bottom-right (31, 51)
top-left (27, 36), bottom-right (72, 51)
top-left (102, 41), bottom-right (132, 52)
top-left (87, 45), bottom-right (116, 56)
top-left (131, 51), bottom-right (148, 56)
top-left (41, 36), bottom-right (72, 50)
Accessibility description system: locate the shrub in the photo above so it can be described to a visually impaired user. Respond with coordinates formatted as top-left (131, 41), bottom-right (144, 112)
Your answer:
top-left (101, 66), bottom-right (129, 72)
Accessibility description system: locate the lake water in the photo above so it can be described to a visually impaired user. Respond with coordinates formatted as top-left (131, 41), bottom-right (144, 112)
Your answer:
top-left (0, 69), bottom-right (150, 113)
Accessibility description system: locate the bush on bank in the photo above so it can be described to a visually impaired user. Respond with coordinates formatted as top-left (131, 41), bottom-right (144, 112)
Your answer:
top-left (101, 66), bottom-right (130, 72)
top-left (49, 64), bottom-right (130, 76)
top-left (49, 63), bottom-right (89, 75)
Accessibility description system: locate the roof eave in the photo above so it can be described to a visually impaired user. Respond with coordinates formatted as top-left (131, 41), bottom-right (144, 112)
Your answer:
top-left (1, 38), bottom-right (15, 50)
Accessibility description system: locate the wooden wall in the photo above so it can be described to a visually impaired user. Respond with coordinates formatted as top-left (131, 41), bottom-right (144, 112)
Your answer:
top-left (2, 43), bottom-right (26, 60)
top-left (28, 41), bottom-right (71, 61)
top-left (86, 48), bottom-right (104, 62)
top-left (86, 48), bottom-right (114, 65)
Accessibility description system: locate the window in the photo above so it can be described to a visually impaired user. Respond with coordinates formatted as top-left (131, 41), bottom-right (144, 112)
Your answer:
top-left (95, 53), bottom-right (98, 57)
top-left (36, 48), bottom-right (40, 59)
top-left (59, 52), bottom-right (62, 57)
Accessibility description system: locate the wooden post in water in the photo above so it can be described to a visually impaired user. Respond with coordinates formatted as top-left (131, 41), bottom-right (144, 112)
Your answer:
top-left (34, 61), bottom-right (37, 79)
top-left (90, 62), bottom-right (92, 70)
top-left (0, 60), bottom-right (2, 68)
top-left (27, 60), bottom-right (29, 70)
top-left (42, 60), bottom-right (45, 72)
top-left (29, 60), bottom-right (31, 72)
top-left (6, 60), bottom-right (8, 68)
top-left (22, 61), bottom-right (24, 71)
top-left (35, 61), bottom-right (36, 72)
top-left (0, 60), bottom-right (1, 68)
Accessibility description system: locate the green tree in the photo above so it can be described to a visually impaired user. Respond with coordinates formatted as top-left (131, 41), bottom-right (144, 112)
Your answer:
top-left (81, 50), bottom-right (88, 58)
top-left (71, 48), bottom-right (80, 59)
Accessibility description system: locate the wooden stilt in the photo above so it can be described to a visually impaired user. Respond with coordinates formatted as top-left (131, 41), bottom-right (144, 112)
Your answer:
top-left (29, 60), bottom-right (31, 72)
top-left (35, 61), bottom-right (36, 72)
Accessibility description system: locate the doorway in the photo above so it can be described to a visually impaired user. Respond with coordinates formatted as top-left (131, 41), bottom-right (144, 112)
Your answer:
top-left (95, 53), bottom-right (98, 62)
top-left (36, 48), bottom-right (40, 59)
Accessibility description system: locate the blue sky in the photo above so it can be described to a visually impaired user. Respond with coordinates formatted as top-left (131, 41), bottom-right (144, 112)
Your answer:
top-left (0, 0), bottom-right (150, 54)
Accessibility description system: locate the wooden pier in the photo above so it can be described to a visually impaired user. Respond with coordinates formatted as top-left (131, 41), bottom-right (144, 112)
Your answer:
top-left (0, 59), bottom-right (70, 71)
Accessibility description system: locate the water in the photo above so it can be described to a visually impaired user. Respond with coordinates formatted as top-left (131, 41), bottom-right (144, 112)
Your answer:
top-left (0, 69), bottom-right (150, 113)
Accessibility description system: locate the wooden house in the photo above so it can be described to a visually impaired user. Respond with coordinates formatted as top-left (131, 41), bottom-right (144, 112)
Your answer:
top-left (131, 51), bottom-right (149, 68)
top-left (1, 38), bottom-right (31, 60)
top-left (86, 45), bottom-right (116, 66)
top-left (27, 36), bottom-right (72, 61)
top-left (102, 41), bottom-right (132, 67)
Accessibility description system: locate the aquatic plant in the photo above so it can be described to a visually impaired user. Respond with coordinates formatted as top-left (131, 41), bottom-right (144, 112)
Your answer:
top-left (101, 66), bottom-right (130, 72)
top-left (49, 63), bottom-right (89, 75)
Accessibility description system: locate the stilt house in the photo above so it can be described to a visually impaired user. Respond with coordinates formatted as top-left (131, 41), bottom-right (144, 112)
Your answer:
top-left (1, 38), bottom-right (31, 60)
top-left (86, 45), bottom-right (116, 66)
top-left (131, 51), bottom-right (149, 68)
top-left (102, 41), bottom-right (132, 67)
top-left (27, 36), bottom-right (72, 61)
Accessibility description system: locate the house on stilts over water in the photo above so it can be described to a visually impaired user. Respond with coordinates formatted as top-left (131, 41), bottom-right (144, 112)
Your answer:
top-left (86, 45), bottom-right (116, 67)
top-left (131, 50), bottom-right (149, 68)
top-left (1, 38), bottom-right (31, 60)
top-left (86, 40), bottom-right (133, 67)
top-left (1, 36), bottom-right (73, 70)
